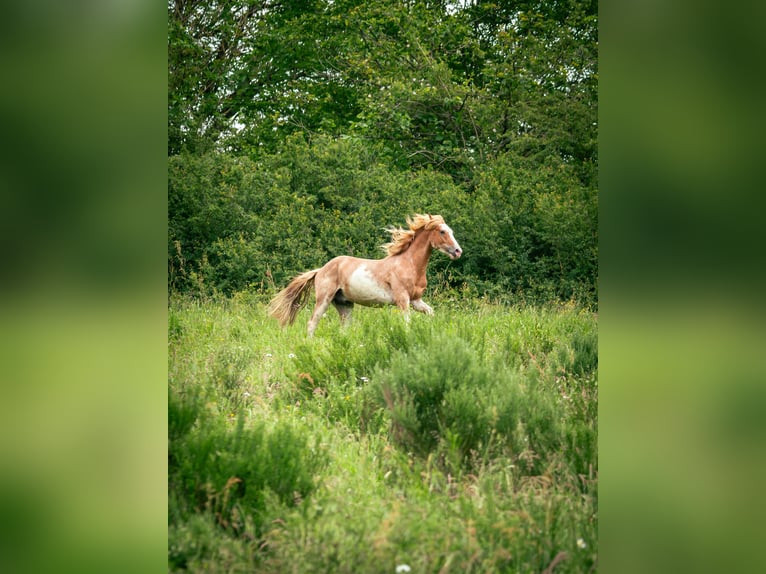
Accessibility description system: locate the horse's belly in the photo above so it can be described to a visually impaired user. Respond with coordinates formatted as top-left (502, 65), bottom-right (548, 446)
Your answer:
top-left (345, 266), bottom-right (393, 305)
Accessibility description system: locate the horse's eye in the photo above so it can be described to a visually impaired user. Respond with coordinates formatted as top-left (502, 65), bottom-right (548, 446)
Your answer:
top-left (440, 230), bottom-right (445, 235)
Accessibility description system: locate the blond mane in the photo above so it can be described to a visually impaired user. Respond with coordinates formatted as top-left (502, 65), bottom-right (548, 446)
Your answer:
top-left (381, 213), bottom-right (445, 256)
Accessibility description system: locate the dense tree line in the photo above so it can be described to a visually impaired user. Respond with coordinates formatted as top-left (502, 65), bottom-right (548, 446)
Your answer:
top-left (168, 0), bottom-right (597, 305)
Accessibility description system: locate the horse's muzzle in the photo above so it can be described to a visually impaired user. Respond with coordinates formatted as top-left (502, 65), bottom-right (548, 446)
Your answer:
top-left (450, 247), bottom-right (462, 259)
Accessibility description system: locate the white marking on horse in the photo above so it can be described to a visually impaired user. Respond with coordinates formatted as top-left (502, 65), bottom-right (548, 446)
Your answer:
top-left (347, 266), bottom-right (393, 304)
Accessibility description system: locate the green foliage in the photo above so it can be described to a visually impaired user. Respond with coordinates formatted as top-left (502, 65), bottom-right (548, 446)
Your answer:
top-left (168, 389), bottom-right (326, 554)
top-left (168, 136), bottom-right (597, 305)
top-left (449, 152), bottom-right (598, 303)
top-left (168, 387), bottom-right (200, 443)
top-left (169, 513), bottom-right (254, 573)
top-left (336, 0), bottom-right (598, 179)
top-left (366, 332), bottom-right (575, 476)
top-left (168, 297), bottom-right (597, 572)
top-left (169, 0), bottom-right (596, 179)
top-left (371, 336), bottom-right (490, 458)
top-left (168, 0), bottom-right (598, 306)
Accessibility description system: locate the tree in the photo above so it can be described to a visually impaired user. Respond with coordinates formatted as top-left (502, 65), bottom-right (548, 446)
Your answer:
top-left (169, 0), bottom-right (597, 181)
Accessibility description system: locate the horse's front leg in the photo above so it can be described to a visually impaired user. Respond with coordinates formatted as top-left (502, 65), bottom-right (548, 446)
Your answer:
top-left (393, 293), bottom-right (411, 322)
top-left (411, 299), bottom-right (433, 315)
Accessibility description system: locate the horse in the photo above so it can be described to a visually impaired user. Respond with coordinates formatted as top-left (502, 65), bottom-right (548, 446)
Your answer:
top-left (267, 214), bottom-right (462, 336)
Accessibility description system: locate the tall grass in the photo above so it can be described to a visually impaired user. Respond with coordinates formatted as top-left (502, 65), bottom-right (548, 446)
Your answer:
top-left (168, 294), bottom-right (597, 572)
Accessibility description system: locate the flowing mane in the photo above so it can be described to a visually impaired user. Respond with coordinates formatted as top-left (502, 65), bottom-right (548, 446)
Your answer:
top-left (381, 214), bottom-right (445, 256)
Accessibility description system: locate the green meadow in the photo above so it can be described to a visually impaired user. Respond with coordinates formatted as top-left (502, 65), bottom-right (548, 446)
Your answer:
top-left (168, 294), bottom-right (597, 573)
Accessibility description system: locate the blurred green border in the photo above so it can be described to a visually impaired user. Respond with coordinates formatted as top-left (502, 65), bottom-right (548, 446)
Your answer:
top-left (601, 0), bottom-right (766, 572)
top-left (0, 2), bottom-right (167, 573)
top-left (1, 0), bottom-right (765, 572)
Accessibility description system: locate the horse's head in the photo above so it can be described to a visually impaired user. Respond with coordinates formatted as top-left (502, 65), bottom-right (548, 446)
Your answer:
top-left (429, 222), bottom-right (463, 260)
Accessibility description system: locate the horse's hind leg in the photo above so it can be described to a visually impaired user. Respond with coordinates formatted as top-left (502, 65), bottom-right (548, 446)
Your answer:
top-left (332, 300), bottom-right (354, 327)
top-left (307, 278), bottom-right (337, 337)
top-left (307, 295), bottom-right (332, 337)
top-left (332, 289), bottom-right (354, 327)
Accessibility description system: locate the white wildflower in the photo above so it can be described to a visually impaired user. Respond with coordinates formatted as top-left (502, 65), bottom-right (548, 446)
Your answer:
top-left (396, 565), bottom-right (411, 574)
top-left (288, 353), bottom-right (296, 359)
top-left (577, 538), bottom-right (587, 549)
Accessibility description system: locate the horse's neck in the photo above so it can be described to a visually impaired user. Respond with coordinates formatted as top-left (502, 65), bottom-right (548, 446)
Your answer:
top-left (405, 231), bottom-right (433, 276)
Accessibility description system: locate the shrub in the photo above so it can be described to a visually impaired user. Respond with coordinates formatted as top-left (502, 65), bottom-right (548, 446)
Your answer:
top-left (168, 136), bottom-right (597, 306)
top-left (168, 388), bottom-right (200, 444)
top-left (168, 390), bottom-right (326, 540)
top-left (368, 333), bottom-right (568, 474)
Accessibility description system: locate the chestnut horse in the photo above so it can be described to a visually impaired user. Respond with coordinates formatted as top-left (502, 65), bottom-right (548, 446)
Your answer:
top-left (268, 214), bottom-right (462, 336)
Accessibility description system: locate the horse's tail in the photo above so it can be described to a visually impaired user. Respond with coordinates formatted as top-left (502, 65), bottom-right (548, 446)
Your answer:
top-left (267, 269), bottom-right (319, 327)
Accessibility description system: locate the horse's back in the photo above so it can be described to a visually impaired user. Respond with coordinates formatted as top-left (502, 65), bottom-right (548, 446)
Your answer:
top-left (321, 255), bottom-right (380, 275)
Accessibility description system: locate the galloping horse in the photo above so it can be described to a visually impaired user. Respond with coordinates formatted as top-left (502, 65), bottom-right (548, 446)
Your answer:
top-left (268, 214), bottom-right (462, 336)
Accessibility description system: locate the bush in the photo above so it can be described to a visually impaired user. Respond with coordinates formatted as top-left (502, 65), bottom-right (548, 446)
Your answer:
top-left (367, 333), bottom-right (568, 474)
top-left (168, 136), bottom-right (597, 306)
top-left (168, 389), bottom-right (326, 541)
top-left (168, 387), bottom-right (200, 444)
top-left (450, 153), bottom-right (597, 305)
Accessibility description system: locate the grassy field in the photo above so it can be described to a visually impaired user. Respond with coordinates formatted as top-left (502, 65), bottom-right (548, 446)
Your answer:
top-left (168, 294), bottom-right (598, 573)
